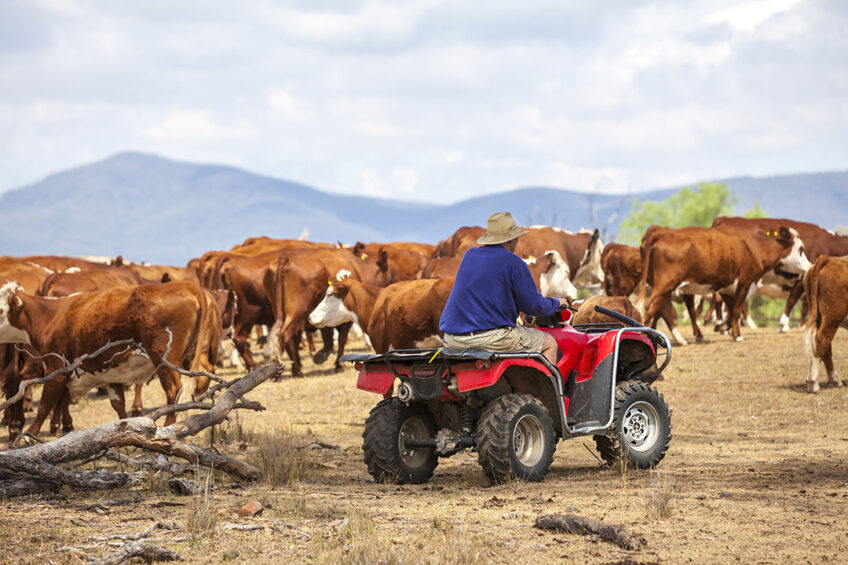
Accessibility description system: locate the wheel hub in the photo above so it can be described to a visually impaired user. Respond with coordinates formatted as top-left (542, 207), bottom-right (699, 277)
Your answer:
top-left (621, 401), bottom-right (660, 453)
top-left (513, 414), bottom-right (544, 466)
top-left (399, 417), bottom-right (430, 467)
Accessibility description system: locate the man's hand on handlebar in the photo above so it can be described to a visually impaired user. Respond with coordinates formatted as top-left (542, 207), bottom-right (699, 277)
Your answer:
top-left (556, 297), bottom-right (569, 310)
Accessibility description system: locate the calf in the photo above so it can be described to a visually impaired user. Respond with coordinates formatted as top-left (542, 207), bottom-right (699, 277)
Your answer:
top-left (803, 256), bottom-right (848, 392)
top-left (571, 295), bottom-right (643, 326)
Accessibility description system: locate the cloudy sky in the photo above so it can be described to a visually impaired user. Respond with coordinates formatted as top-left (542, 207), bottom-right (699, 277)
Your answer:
top-left (1, 0), bottom-right (845, 202)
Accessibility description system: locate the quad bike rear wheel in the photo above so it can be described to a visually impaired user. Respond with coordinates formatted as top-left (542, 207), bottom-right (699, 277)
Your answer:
top-left (362, 398), bottom-right (438, 484)
top-left (594, 382), bottom-right (671, 469)
top-left (475, 393), bottom-right (556, 483)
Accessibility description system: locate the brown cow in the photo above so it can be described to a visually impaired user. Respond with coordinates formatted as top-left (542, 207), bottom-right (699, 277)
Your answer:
top-left (39, 265), bottom-right (146, 297)
top-left (350, 244), bottom-right (429, 280)
top-left (230, 237), bottom-right (332, 257)
top-left (571, 295), bottom-right (643, 326)
top-left (308, 278), bottom-right (454, 353)
top-left (601, 243), bottom-right (642, 297)
top-left (0, 255), bottom-right (100, 274)
top-left (638, 225), bottom-right (811, 345)
top-left (129, 263), bottom-right (201, 285)
top-left (420, 256), bottom-right (462, 279)
top-left (713, 217), bottom-right (848, 332)
top-left (351, 241), bottom-right (436, 258)
top-left (0, 281), bottom-right (217, 437)
top-left (433, 226), bottom-right (486, 257)
top-left (802, 256), bottom-right (848, 393)
top-left (265, 247), bottom-right (401, 376)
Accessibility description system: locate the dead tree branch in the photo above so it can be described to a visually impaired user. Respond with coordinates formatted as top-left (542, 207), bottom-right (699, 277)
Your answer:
top-left (0, 364), bottom-right (282, 496)
top-left (89, 541), bottom-right (184, 565)
top-left (534, 513), bottom-right (645, 550)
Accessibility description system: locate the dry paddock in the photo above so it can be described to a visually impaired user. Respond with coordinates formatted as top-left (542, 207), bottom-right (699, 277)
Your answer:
top-left (1, 324), bottom-right (847, 564)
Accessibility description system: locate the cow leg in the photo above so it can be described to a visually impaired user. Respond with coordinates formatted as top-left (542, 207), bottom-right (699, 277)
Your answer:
top-left (305, 329), bottom-right (318, 355)
top-left (813, 323), bottom-right (842, 389)
top-left (50, 388), bottom-right (73, 435)
top-left (234, 324), bottom-right (257, 370)
top-left (61, 392), bottom-right (73, 434)
top-left (49, 391), bottom-right (64, 436)
top-left (280, 321), bottom-right (303, 378)
top-left (334, 322), bottom-right (353, 372)
top-left (724, 290), bottom-right (745, 342)
top-left (682, 295), bottom-right (704, 342)
top-left (103, 383), bottom-right (128, 419)
top-left (155, 368), bottom-right (184, 426)
top-left (741, 300), bottom-right (758, 331)
top-left (132, 383), bottom-right (144, 417)
top-left (313, 327), bottom-right (335, 365)
top-left (2, 348), bottom-right (25, 441)
top-left (780, 281), bottom-right (805, 333)
top-left (647, 293), bottom-right (686, 346)
top-left (703, 295), bottom-right (717, 325)
top-left (805, 324), bottom-right (829, 393)
top-left (25, 374), bottom-right (68, 438)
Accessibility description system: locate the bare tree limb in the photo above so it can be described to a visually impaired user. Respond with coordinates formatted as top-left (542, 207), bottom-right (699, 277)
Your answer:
top-left (535, 513), bottom-right (645, 550)
top-left (0, 365), bottom-right (282, 495)
top-left (88, 541), bottom-right (184, 565)
top-left (148, 400), bottom-right (264, 422)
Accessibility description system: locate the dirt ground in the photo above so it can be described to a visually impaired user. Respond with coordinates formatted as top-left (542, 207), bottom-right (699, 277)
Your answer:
top-left (1, 323), bottom-right (847, 564)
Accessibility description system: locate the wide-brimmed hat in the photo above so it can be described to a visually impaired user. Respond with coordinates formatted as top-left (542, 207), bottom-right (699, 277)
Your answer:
top-left (477, 212), bottom-right (528, 245)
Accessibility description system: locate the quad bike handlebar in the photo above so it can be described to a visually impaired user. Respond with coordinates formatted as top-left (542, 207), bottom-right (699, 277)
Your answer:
top-left (593, 305), bottom-right (641, 327)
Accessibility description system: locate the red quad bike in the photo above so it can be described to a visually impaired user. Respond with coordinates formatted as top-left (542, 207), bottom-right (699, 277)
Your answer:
top-left (342, 305), bottom-right (673, 484)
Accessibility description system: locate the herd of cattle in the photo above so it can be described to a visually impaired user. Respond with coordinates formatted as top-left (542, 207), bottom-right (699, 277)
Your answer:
top-left (0, 215), bottom-right (846, 442)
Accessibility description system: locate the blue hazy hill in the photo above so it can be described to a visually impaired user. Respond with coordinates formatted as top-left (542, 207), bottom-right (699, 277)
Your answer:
top-left (1, 152), bottom-right (845, 264)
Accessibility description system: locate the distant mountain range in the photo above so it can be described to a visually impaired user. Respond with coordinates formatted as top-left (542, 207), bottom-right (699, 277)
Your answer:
top-left (1, 152), bottom-right (846, 265)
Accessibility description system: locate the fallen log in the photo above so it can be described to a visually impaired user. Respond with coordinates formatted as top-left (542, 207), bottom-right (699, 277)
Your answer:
top-left (0, 365), bottom-right (282, 496)
top-left (89, 540), bottom-right (184, 564)
top-left (534, 513), bottom-right (645, 550)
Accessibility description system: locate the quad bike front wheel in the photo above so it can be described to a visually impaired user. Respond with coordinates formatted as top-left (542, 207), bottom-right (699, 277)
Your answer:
top-left (362, 398), bottom-right (438, 484)
top-left (475, 393), bottom-right (556, 483)
top-left (594, 382), bottom-right (672, 469)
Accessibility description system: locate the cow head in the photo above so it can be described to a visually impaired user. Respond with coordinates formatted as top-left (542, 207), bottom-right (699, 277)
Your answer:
top-left (572, 228), bottom-right (605, 287)
top-left (351, 242), bottom-right (367, 258)
top-left (309, 281), bottom-right (357, 328)
top-left (540, 251), bottom-right (577, 301)
top-left (0, 282), bottom-right (31, 344)
top-left (775, 227), bottom-right (813, 274)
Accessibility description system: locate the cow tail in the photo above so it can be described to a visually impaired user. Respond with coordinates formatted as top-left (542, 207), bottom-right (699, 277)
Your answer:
top-left (269, 255), bottom-right (290, 359)
top-left (633, 243), bottom-right (653, 317)
top-left (803, 256), bottom-right (828, 355)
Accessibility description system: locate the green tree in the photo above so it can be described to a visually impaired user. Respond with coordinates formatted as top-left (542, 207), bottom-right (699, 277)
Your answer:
top-left (618, 182), bottom-right (735, 245)
top-left (743, 202), bottom-right (767, 218)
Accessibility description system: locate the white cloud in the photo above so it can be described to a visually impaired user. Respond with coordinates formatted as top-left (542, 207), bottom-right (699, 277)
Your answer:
top-left (143, 110), bottom-right (253, 141)
top-left (0, 0), bottom-right (845, 203)
top-left (444, 151), bottom-right (463, 165)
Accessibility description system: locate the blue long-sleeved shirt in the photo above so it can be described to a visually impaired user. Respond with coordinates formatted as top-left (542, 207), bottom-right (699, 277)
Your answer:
top-left (439, 245), bottom-right (560, 334)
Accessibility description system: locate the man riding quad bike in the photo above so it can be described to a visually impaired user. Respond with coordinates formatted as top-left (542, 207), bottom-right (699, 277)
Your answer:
top-left (344, 302), bottom-right (672, 484)
top-left (343, 213), bottom-right (672, 484)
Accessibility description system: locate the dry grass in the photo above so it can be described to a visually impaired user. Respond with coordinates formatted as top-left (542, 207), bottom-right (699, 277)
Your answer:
top-left (644, 468), bottom-right (675, 520)
top-left (2, 326), bottom-right (848, 563)
top-left (249, 426), bottom-right (316, 487)
top-left (185, 466), bottom-right (216, 534)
